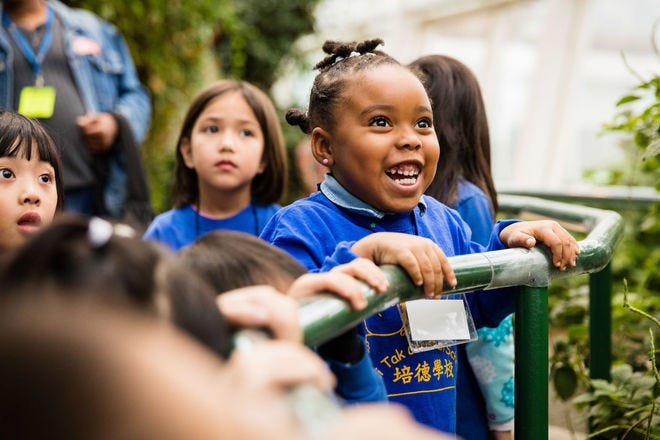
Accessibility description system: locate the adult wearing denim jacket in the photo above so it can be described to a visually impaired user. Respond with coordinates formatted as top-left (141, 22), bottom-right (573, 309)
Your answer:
top-left (0, 0), bottom-right (151, 222)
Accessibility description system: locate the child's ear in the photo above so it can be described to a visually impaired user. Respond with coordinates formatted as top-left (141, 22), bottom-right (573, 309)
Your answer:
top-left (257, 158), bottom-right (267, 174)
top-left (179, 138), bottom-right (194, 169)
top-left (311, 127), bottom-right (333, 167)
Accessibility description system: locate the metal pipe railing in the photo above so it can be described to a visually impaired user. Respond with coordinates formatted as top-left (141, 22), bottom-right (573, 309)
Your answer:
top-left (298, 195), bottom-right (624, 439)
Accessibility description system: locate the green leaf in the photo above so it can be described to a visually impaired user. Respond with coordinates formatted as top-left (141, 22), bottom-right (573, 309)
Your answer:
top-left (617, 94), bottom-right (641, 106)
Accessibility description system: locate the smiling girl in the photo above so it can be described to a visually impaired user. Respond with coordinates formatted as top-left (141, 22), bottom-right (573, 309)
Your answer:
top-left (0, 111), bottom-right (62, 253)
top-left (143, 80), bottom-right (288, 251)
top-left (260, 38), bottom-right (580, 434)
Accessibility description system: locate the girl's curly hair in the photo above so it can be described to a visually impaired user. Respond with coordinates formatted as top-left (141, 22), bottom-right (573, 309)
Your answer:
top-left (286, 38), bottom-right (399, 134)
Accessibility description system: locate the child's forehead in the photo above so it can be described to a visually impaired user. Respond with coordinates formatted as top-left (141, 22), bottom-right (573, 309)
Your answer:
top-left (342, 65), bottom-right (431, 107)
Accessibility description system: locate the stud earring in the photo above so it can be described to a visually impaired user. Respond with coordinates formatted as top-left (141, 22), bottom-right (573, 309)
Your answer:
top-left (322, 158), bottom-right (329, 165)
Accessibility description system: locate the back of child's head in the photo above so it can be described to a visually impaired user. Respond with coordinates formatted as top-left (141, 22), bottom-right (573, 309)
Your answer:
top-left (408, 55), bottom-right (497, 212)
top-left (172, 79), bottom-right (288, 208)
top-left (286, 38), bottom-right (400, 135)
top-left (0, 293), bottom-right (231, 440)
top-left (0, 111), bottom-right (64, 210)
top-left (179, 230), bottom-right (307, 294)
top-left (0, 215), bottom-right (230, 358)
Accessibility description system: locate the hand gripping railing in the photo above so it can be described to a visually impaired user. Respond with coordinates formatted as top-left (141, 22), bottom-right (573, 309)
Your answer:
top-left (298, 194), bottom-right (624, 439)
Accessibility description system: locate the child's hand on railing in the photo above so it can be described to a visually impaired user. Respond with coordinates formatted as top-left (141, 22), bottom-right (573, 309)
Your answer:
top-left (499, 220), bottom-right (580, 270)
top-left (216, 286), bottom-right (302, 342)
top-left (287, 258), bottom-right (389, 310)
top-left (351, 232), bottom-right (457, 298)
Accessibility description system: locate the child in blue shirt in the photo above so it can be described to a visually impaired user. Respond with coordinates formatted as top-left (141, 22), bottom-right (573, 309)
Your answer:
top-left (144, 80), bottom-right (288, 251)
top-left (261, 38), bottom-right (580, 434)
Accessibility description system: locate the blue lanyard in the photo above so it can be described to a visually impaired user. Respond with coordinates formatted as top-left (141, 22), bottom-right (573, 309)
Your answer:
top-left (2, 6), bottom-right (54, 86)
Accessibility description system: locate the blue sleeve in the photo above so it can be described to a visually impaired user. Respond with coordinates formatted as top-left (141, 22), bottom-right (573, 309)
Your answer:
top-left (326, 338), bottom-right (388, 404)
top-left (261, 208), bottom-right (357, 272)
top-left (455, 192), bottom-right (493, 247)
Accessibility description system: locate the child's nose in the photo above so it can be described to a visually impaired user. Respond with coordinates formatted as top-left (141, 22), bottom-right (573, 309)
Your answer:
top-left (396, 128), bottom-right (422, 150)
top-left (219, 133), bottom-right (236, 152)
top-left (19, 183), bottom-right (41, 206)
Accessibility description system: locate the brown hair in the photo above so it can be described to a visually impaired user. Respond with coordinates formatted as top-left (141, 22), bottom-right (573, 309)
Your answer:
top-left (0, 215), bottom-right (230, 358)
top-left (172, 80), bottom-right (288, 208)
top-left (179, 230), bottom-right (307, 294)
top-left (409, 55), bottom-right (498, 214)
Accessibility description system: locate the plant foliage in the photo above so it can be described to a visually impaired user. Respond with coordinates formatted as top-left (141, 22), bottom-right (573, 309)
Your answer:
top-left (548, 21), bottom-right (660, 439)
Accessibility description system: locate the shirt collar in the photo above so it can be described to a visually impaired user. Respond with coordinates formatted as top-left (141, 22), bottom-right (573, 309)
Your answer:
top-left (319, 173), bottom-right (427, 219)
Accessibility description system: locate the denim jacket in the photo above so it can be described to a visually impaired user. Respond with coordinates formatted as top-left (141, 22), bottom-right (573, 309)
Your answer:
top-left (0, 0), bottom-right (151, 216)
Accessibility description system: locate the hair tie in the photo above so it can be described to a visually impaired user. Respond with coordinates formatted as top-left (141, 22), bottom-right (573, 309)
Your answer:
top-left (333, 51), bottom-right (363, 65)
top-left (88, 217), bottom-right (114, 248)
top-left (87, 217), bottom-right (136, 248)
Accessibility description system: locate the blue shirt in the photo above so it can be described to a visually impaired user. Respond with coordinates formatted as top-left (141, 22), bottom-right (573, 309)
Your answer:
top-left (144, 203), bottom-right (280, 251)
top-left (260, 174), bottom-right (517, 433)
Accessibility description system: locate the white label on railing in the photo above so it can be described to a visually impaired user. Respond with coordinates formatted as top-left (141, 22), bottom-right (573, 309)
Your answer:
top-left (406, 299), bottom-right (471, 341)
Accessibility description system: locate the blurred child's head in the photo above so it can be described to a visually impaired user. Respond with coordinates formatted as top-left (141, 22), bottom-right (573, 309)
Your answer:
top-left (409, 54), bottom-right (497, 213)
top-left (0, 215), bottom-right (230, 358)
top-left (286, 39), bottom-right (439, 213)
top-left (0, 294), bottom-right (239, 440)
top-left (0, 111), bottom-right (63, 251)
top-left (179, 230), bottom-right (307, 294)
top-left (172, 80), bottom-right (287, 209)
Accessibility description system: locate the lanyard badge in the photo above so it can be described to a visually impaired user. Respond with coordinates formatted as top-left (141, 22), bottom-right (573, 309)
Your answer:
top-left (4, 7), bottom-right (56, 118)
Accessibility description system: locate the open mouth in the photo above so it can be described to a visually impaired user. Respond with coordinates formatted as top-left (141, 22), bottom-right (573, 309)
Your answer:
top-left (385, 163), bottom-right (420, 185)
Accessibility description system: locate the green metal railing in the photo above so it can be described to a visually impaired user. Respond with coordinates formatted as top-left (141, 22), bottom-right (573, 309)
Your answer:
top-left (297, 194), bottom-right (624, 439)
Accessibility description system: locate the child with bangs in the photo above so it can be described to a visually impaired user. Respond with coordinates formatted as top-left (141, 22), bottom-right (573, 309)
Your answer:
top-left (260, 38), bottom-right (580, 434)
top-left (0, 111), bottom-right (62, 254)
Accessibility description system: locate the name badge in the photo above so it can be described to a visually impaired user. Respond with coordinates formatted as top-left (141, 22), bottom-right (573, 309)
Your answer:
top-left (399, 294), bottom-right (478, 352)
top-left (18, 86), bottom-right (56, 118)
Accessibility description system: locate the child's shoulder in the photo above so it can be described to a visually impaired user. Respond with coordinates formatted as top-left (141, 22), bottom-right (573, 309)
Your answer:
top-left (278, 192), bottom-right (337, 215)
top-left (421, 195), bottom-right (463, 219)
top-left (147, 205), bottom-right (194, 228)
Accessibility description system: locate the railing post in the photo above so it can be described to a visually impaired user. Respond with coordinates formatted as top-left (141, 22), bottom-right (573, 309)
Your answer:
top-left (515, 285), bottom-right (549, 440)
top-left (588, 262), bottom-right (612, 437)
top-left (589, 262), bottom-right (612, 382)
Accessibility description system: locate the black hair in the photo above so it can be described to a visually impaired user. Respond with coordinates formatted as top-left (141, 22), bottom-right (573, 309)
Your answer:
top-left (285, 38), bottom-right (400, 134)
top-left (0, 111), bottom-right (64, 210)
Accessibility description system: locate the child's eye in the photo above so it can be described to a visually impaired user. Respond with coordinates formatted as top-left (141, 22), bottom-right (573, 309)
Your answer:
top-left (38, 173), bottom-right (53, 184)
top-left (369, 116), bottom-right (391, 128)
top-left (416, 118), bottom-right (432, 129)
top-left (0, 168), bottom-right (14, 179)
top-left (239, 129), bottom-right (254, 137)
top-left (202, 125), bottom-right (219, 133)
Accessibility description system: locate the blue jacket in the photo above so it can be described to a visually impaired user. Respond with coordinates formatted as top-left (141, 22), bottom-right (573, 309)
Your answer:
top-left (260, 175), bottom-right (517, 433)
top-left (0, 0), bottom-right (151, 215)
